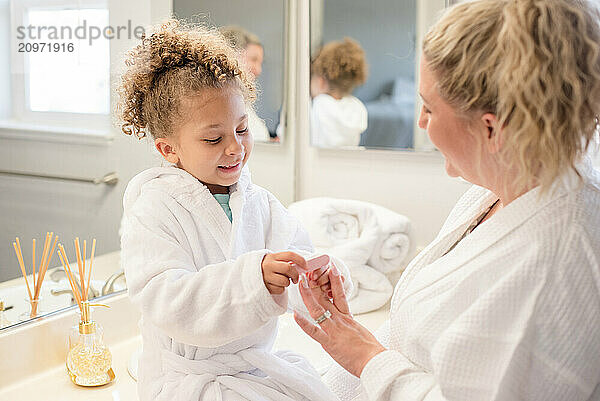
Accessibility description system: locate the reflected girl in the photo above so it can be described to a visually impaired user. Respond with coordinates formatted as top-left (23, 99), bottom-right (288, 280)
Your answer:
top-left (310, 38), bottom-right (368, 148)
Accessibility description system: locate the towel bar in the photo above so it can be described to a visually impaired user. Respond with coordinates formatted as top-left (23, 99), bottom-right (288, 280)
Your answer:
top-left (0, 170), bottom-right (119, 186)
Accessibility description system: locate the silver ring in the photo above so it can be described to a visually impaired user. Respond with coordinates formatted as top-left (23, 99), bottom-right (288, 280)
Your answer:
top-left (314, 310), bottom-right (331, 325)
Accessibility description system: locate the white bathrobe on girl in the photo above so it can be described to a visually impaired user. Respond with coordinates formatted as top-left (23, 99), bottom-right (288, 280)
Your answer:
top-left (121, 165), bottom-right (350, 401)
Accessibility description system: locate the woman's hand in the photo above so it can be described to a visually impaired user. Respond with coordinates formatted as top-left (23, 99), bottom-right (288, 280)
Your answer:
top-left (294, 265), bottom-right (386, 377)
top-left (261, 251), bottom-right (306, 294)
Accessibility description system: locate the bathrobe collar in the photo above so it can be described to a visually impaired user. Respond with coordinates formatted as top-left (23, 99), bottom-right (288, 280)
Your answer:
top-left (393, 158), bottom-right (594, 306)
top-left (123, 164), bottom-right (253, 258)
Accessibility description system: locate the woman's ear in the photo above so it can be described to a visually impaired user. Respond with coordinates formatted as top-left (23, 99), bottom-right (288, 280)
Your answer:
top-left (481, 112), bottom-right (503, 154)
top-left (155, 137), bottom-right (180, 164)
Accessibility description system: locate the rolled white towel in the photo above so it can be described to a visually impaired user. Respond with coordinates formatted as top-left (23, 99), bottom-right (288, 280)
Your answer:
top-left (366, 203), bottom-right (412, 274)
top-left (288, 197), bottom-right (375, 248)
top-left (326, 212), bottom-right (360, 244)
top-left (369, 232), bottom-right (410, 274)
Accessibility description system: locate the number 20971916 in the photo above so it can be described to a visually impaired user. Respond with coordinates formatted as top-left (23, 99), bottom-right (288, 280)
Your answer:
top-left (18, 42), bottom-right (74, 53)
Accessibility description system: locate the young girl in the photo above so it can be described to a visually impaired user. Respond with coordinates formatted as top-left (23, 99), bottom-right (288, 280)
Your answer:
top-left (118, 20), bottom-right (351, 401)
top-left (310, 38), bottom-right (368, 148)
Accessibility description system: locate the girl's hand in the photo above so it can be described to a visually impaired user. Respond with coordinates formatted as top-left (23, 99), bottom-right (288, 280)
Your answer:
top-left (294, 266), bottom-right (386, 377)
top-left (261, 251), bottom-right (307, 294)
top-left (307, 264), bottom-right (345, 299)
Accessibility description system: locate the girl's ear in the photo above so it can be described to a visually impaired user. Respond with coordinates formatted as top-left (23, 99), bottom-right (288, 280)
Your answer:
top-left (481, 112), bottom-right (503, 154)
top-left (155, 137), bottom-right (180, 164)
top-left (310, 75), bottom-right (329, 98)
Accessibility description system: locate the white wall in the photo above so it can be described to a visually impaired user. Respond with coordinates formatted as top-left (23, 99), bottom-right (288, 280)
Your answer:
top-left (248, 142), bottom-right (296, 206)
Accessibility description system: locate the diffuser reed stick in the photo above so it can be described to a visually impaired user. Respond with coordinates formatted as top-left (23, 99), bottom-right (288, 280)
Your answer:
top-left (85, 239), bottom-right (96, 302)
top-left (57, 244), bottom-right (82, 313)
top-left (32, 239), bottom-right (36, 290)
top-left (56, 238), bottom-right (98, 312)
top-left (13, 239), bottom-right (33, 302)
top-left (12, 233), bottom-right (58, 318)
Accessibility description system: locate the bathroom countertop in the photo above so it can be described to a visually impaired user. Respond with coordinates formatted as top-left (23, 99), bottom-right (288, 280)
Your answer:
top-left (0, 302), bottom-right (390, 400)
top-left (0, 335), bottom-right (142, 401)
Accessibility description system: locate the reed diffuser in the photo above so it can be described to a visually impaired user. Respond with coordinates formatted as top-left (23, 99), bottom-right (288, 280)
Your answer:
top-left (12, 233), bottom-right (58, 319)
top-left (57, 238), bottom-right (115, 387)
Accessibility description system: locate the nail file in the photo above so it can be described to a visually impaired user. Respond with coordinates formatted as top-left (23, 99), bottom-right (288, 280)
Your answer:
top-left (290, 254), bottom-right (330, 275)
top-left (305, 254), bottom-right (330, 272)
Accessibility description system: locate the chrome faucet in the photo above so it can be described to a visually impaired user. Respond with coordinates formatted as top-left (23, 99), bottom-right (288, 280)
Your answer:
top-left (49, 267), bottom-right (125, 299)
top-left (49, 268), bottom-right (99, 300)
top-left (101, 269), bottom-right (126, 296)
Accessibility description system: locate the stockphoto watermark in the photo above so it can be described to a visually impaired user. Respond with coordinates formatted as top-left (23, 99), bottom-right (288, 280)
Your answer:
top-left (16, 20), bottom-right (146, 46)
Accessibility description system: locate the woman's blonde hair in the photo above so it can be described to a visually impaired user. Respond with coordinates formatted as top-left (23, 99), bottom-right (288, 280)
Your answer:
top-left (311, 38), bottom-right (368, 96)
top-left (117, 19), bottom-right (256, 139)
top-left (423, 0), bottom-right (600, 193)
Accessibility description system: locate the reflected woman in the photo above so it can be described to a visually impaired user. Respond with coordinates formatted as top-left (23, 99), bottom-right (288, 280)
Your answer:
top-left (220, 25), bottom-right (275, 143)
top-left (296, 0), bottom-right (600, 400)
top-left (310, 38), bottom-right (368, 148)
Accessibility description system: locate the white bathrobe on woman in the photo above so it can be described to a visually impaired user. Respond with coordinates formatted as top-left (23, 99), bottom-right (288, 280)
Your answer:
top-left (324, 159), bottom-right (600, 401)
top-left (121, 165), bottom-right (348, 401)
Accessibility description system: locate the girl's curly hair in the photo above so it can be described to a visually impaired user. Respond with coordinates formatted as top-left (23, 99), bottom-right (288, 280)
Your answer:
top-left (311, 38), bottom-right (368, 96)
top-left (117, 19), bottom-right (256, 139)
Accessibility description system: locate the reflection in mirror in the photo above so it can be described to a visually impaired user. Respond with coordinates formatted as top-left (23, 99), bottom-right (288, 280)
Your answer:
top-left (310, 0), bottom-right (423, 151)
top-left (0, 245), bottom-right (125, 331)
top-left (174, 0), bottom-right (286, 144)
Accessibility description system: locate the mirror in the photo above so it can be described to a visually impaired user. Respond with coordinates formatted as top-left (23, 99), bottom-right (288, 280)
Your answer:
top-left (174, 0), bottom-right (287, 144)
top-left (310, 0), bottom-right (427, 151)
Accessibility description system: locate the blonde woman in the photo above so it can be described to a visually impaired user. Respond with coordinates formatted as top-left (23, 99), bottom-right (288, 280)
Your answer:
top-left (295, 0), bottom-right (600, 400)
top-left (310, 38), bottom-right (369, 148)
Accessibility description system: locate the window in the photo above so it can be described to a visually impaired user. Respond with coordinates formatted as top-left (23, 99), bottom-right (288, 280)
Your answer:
top-left (26, 8), bottom-right (110, 115)
top-left (5, 0), bottom-right (110, 133)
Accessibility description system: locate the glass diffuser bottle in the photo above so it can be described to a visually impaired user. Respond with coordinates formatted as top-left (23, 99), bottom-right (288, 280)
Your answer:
top-left (66, 301), bottom-right (114, 386)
